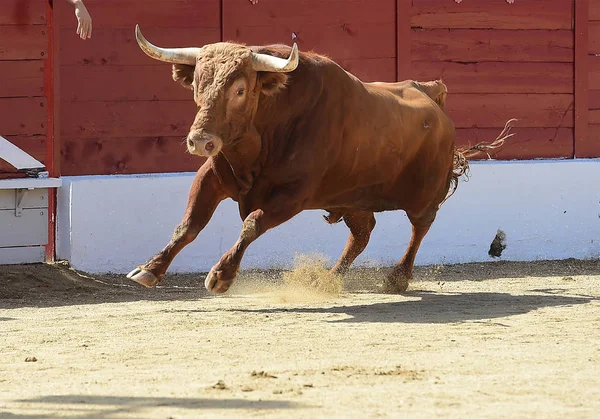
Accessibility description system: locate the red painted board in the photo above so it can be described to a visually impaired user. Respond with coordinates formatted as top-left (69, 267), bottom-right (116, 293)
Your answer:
top-left (60, 65), bottom-right (190, 102)
top-left (590, 55), bottom-right (600, 91)
top-left (0, 61), bottom-right (45, 98)
top-left (592, 1), bottom-right (600, 21)
top-left (228, 22), bottom-right (396, 60)
top-left (58, 0), bottom-right (219, 29)
top-left (60, 101), bottom-right (195, 139)
top-left (412, 29), bottom-right (573, 63)
top-left (589, 90), bottom-right (600, 109)
top-left (0, 0), bottom-right (46, 25)
top-left (337, 58), bottom-right (396, 82)
top-left (59, 27), bottom-right (220, 66)
top-left (0, 98), bottom-right (47, 135)
top-left (590, 21), bottom-right (600, 54)
top-left (0, 135), bottom-right (46, 173)
top-left (223, 0), bottom-right (395, 32)
top-left (575, 0), bottom-right (591, 158)
top-left (60, 136), bottom-right (203, 176)
top-left (410, 62), bottom-right (573, 94)
top-left (445, 94), bottom-right (574, 129)
top-left (456, 127), bottom-right (573, 160)
top-left (411, 0), bottom-right (572, 30)
top-left (590, 110), bottom-right (600, 125)
top-left (588, 126), bottom-right (600, 156)
top-left (0, 25), bottom-right (47, 60)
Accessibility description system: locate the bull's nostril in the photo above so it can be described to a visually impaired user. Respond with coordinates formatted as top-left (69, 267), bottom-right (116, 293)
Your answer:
top-left (205, 141), bottom-right (215, 152)
top-left (187, 139), bottom-right (194, 148)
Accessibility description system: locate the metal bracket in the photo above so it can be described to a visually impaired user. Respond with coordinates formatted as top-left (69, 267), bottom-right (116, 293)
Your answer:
top-left (14, 188), bottom-right (30, 217)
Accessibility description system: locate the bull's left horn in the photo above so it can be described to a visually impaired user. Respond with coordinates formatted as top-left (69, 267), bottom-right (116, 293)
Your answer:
top-left (251, 43), bottom-right (299, 73)
top-left (135, 24), bottom-right (200, 65)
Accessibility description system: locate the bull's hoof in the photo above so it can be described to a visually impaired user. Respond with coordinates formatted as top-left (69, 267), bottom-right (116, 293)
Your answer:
top-left (380, 276), bottom-right (410, 294)
top-left (127, 268), bottom-right (160, 288)
top-left (204, 267), bottom-right (233, 295)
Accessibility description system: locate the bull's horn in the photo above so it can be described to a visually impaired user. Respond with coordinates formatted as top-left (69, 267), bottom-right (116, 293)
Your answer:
top-left (135, 24), bottom-right (200, 65)
top-left (251, 43), bottom-right (299, 72)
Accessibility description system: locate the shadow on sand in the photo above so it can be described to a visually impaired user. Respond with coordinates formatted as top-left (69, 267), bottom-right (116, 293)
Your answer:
top-left (4, 394), bottom-right (304, 418)
top-left (228, 290), bottom-right (598, 324)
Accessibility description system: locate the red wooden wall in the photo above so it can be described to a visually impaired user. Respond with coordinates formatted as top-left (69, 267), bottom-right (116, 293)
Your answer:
top-left (0, 0), bottom-right (48, 177)
top-left (17, 0), bottom-right (599, 177)
top-left (587, 0), bottom-right (600, 157)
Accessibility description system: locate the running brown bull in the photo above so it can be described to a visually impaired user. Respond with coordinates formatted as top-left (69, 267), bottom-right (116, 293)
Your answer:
top-left (127, 25), bottom-right (515, 294)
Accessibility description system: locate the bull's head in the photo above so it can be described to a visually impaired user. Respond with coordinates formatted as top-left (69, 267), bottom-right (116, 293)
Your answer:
top-left (135, 25), bottom-right (299, 157)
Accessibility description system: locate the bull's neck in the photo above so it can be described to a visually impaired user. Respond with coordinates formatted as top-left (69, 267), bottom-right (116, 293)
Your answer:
top-left (220, 129), bottom-right (262, 195)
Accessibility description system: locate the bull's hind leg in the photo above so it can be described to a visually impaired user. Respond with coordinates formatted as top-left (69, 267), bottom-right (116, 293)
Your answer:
top-left (331, 211), bottom-right (376, 275)
top-left (127, 163), bottom-right (226, 287)
top-left (382, 211), bottom-right (435, 293)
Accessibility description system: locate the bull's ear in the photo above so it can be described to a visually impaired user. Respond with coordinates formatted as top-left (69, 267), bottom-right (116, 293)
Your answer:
top-left (172, 64), bottom-right (195, 90)
top-left (258, 72), bottom-right (288, 96)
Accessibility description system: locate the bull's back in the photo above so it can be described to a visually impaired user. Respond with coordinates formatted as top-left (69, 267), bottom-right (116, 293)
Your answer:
top-left (312, 78), bottom-right (455, 211)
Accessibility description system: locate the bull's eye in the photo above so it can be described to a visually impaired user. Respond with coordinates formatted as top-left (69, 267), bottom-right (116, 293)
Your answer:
top-left (236, 88), bottom-right (245, 97)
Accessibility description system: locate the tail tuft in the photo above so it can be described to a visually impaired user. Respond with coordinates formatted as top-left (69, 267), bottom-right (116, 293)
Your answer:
top-left (439, 118), bottom-right (518, 208)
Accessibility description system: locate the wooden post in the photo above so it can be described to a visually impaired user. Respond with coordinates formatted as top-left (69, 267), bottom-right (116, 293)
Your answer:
top-left (396, 0), bottom-right (412, 82)
top-left (574, 0), bottom-right (590, 157)
top-left (44, 0), bottom-right (61, 261)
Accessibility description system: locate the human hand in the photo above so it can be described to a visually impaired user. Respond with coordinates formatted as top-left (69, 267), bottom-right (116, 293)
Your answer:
top-left (74, 1), bottom-right (92, 40)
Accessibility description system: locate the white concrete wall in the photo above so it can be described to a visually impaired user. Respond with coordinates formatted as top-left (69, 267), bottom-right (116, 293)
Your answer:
top-left (56, 160), bottom-right (600, 274)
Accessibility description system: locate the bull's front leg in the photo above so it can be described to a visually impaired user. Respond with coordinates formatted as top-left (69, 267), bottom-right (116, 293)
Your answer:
top-left (204, 188), bottom-right (304, 294)
top-left (127, 162), bottom-right (227, 287)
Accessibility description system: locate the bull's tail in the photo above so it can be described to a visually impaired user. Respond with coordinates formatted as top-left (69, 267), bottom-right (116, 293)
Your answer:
top-left (440, 118), bottom-right (518, 208)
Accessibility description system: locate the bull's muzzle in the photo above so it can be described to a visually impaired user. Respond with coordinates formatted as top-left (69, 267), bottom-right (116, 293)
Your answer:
top-left (187, 131), bottom-right (223, 157)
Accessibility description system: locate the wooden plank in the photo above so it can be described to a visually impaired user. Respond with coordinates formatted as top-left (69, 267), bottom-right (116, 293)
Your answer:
top-left (229, 22), bottom-right (396, 60)
top-left (0, 246), bottom-right (45, 265)
top-left (588, 126), bottom-right (600, 157)
top-left (60, 101), bottom-right (195, 138)
top-left (590, 109), bottom-right (600, 125)
top-left (456, 127), bottom-right (573, 160)
top-left (0, 136), bottom-right (45, 174)
top-left (589, 21), bottom-right (600, 54)
top-left (60, 65), bottom-right (190, 102)
top-left (410, 62), bottom-right (573, 94)
top-left (338, 58), bottom-right (396, 82)
top-left (0, 25), bottom-right (47, 60)
top-left (0, 189), bottom-right (48, 210)
top-left (0, 208), bottom-right (48, 247)
top-left (412, 29), bottom-right (573, 63)
top-left (0, 135), bottom-right (44, 170)
top-left (0, 61), bottom-right (44, 98)
top-left (58, 0), bottom-right (219, 29)
top-left (0, 0), bottom-right (46, 25)
top-left (411, 0), bottom-right (572, 30)
top-left (61, 137), bottom-right (204, 176)
top-left (591, 0), bottom-right (600, 21)
top-left (575, 0), bottom-right (591, 158)
top-left (47, 0), bottom-right (61, 262)
top-left (590, 90), bottom-right (600, 109)
top-left (397, 0), bottom-right (412, 81)
top-left (590, 55), bottom-right (600, 91)
top-left (59, 27), bottom-right (220, 66)
top-left (0, 98), bottom-right (47, 136)
top-left (446, 94), bottom-right (574, 129)
top-left (223, 0), bottom-right (395, 35)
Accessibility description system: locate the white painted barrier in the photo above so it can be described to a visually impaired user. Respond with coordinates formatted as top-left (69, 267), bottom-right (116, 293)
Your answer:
top-left (57, 159), bottom-right (600, 274)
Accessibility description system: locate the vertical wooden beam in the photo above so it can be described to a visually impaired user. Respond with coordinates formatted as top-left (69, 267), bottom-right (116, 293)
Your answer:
top-left (396, 0), bottom-right (412, 82)
top-left (44, 0), bottom-right (61, 261)
top-left (574, 0), bottom-right (590, 157)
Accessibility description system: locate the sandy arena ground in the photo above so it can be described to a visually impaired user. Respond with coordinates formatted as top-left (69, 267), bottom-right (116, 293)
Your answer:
top-left (1, 258), bottom-right (599, 418)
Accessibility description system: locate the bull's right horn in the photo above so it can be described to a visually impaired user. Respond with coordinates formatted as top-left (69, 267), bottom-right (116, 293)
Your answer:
top-left (251, 43), bottom-right (299, 73)
top-left (135, 24), bottom-right (200, 65)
